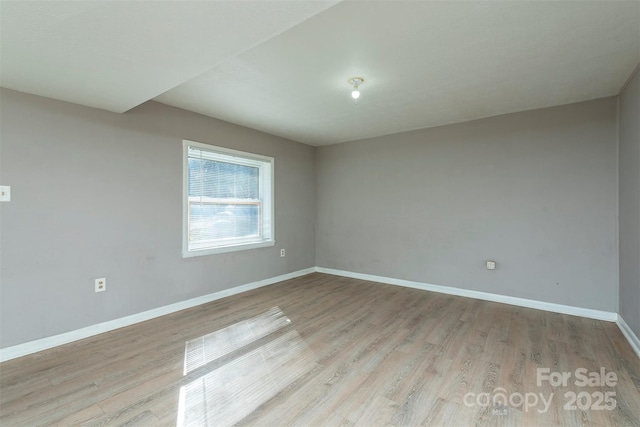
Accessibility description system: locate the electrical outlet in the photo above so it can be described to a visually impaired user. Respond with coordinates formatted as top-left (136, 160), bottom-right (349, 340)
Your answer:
top-left (486, 261), bottom-right (496, 270)
top-left (280, 249), bottom-right (286, 257)
top-left (95, 278), bottom-right (106, 292)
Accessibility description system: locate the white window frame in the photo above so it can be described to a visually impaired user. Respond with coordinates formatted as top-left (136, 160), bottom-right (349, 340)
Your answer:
top-left (182, 140), bottom-right (275, 257)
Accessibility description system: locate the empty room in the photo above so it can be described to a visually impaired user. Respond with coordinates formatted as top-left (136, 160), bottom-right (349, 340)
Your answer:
top-left (1, 1), bottom-right (639, 426)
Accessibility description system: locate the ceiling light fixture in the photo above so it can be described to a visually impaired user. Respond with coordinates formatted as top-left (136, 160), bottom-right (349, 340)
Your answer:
top-left (348, 77), bottom-right (364, 101)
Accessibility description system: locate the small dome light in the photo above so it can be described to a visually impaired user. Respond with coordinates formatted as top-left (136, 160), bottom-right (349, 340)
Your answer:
top-left (348, 77), bottom-right (364, 103)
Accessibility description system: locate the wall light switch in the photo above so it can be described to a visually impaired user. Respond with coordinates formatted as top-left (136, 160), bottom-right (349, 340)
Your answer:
top-left (486, 261), bottom-right (496, 270)
top-left (0, 186), bottom-right (10, 202)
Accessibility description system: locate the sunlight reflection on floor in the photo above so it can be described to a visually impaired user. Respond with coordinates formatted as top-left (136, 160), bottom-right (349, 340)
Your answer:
top-left (183, 307), bottom-right (291, 375)
top-left (177, 308), bottom-right (316, 426)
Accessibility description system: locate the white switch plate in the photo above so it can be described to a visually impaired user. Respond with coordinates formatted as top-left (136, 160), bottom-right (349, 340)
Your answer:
top-left (0, 186), bottom-right (10, 202)
top-left (486, 261), bottom-right (496, 270)
top-left (280, 249), bottom-right (286, 257)
top-left (95, 278), bottom-right (106, 292)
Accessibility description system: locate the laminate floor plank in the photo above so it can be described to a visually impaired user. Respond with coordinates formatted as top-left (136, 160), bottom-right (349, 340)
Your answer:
top-left (1, 273), bottom-right (639, 426)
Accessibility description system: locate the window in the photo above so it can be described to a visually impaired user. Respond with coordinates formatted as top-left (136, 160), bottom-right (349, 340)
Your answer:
top-left (183, 140), bottom-right (274, 257)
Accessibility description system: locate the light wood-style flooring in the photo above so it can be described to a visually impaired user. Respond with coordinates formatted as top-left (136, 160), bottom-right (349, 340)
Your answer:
top-left (1, 273), bottom-right (639, 426)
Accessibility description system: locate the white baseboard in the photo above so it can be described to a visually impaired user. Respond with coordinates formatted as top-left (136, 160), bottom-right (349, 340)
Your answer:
top-left (316, 267), bottom-right (640, 359)
top-left (315, 267), bottom-right (618, 322)
top-left (3, 266), bottom-right (635, 362)
top-left (616, 315), bottom-right (640, 359)
top-left (0, 268), bottom-right (315, 362)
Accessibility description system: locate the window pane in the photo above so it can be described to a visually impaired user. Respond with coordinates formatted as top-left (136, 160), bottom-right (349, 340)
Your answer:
top-left (189, 202), bottom-right (260, 242)
top-left (188, 158), bottom-right (259, 199)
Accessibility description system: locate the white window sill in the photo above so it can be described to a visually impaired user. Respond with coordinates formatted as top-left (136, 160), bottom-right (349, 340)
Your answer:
top-left (182, 240), bottom-right (275, 258)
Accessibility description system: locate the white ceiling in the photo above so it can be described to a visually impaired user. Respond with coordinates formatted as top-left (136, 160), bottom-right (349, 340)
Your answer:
top-left (1, 1), bottom-right (639, 146)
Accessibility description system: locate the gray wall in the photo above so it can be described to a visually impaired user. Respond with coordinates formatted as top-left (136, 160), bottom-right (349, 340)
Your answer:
top-left (0, 88), bottom-right (316, 348)
top-left (619, 68), bottom-right (640, 337)
top-left (316, 98), bottom-right (619, 312)
top-left (0, 88), bottom-right (627, 349)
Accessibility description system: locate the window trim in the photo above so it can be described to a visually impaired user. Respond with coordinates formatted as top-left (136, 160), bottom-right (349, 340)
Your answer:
top-left (182, 140), bottom-right (275, 257)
